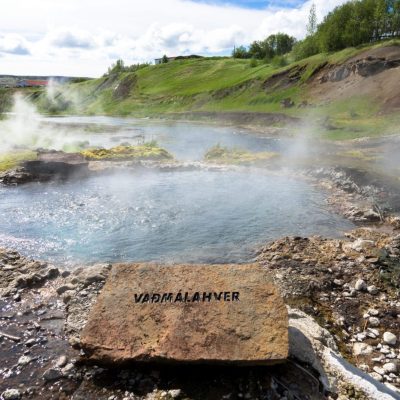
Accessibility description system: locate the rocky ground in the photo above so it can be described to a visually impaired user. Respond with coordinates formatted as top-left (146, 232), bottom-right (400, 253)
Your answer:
top-left (1, 150), bottom-right (400, 400)
top-left (1, 221), bottom-right (399, 400)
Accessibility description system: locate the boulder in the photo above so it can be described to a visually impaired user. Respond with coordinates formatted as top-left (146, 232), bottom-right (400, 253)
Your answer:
top-left (80, 263), bottom-right (288, 365)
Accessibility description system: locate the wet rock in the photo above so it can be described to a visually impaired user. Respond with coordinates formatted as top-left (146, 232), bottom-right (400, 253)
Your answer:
top-left (81, 263), bottom-right (288, 365)
top-left (0, 249), bottom-right (59, 297)
top-left (55, 355), bottom-right (68, 368)
top-left (25, 338), bottom-right (36, 347)
top-left (1, 389), bottom-right (22, 400)
top-left (56, 284), bottom-right (76, 295)
top-left (383, 332), bottom-right (397, 346)
top-left (0, 168), bottom-right (35, 185)
top-left (68, 263), bottom-right (111, 287)
top-left (18, 355), bottom-right (32, 366)
top-left (43, 367), bottom-right (63, 382)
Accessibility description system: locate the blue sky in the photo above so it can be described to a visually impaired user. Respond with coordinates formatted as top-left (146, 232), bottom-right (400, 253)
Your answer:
top-left (0, 0), bottom-right (345, 76)
top-left (193, 0), bottom-right (306, 9)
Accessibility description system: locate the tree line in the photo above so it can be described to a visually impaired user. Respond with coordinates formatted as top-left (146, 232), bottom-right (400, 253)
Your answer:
top-left (295, 0), bottom-right (400, 60)
top-left (234, 0), bottom-right (400, 63)
top-left (232, 33), bottom-right (296, 61)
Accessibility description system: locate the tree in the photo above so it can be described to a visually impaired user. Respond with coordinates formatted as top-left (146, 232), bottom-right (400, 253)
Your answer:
top-left (246, 33), bottom-right (296, 61)
top-left (161, 55), bottom-right (169, 63)
top-left (232, 45), bottom-right (250, 59)
top-left (107, 59), bottom-right (125, 75)
top-left (307, 3), bottom-right (317, 36)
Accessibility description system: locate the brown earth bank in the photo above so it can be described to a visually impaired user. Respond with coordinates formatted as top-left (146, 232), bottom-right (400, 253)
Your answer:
top-left (308, 45), bottom-right (400, 112)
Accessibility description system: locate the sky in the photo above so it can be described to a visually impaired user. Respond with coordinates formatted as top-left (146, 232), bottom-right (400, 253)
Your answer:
top-left (0, 0), bottom-right (347, 77)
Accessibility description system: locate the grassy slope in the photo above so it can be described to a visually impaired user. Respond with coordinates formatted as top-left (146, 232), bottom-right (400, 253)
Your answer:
top-left (27, 40), bottom-right (400, 139)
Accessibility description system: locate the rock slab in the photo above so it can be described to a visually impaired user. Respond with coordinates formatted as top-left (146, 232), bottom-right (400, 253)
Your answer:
top-left (80, 263), bottom-right (288, 365)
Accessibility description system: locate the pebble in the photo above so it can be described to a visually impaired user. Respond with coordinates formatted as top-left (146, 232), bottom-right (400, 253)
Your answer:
top-left (368, 308), bottom-right (379, 316)
top-left (56, 284), bottom-right (76, 295)
top-left (61, 363), bottom-right (75, 375)
top-left (355, 279), bottom-right (367, 291)
top-left (369, 317), bottom-right (380, 327)
top-left (43, 367), bottom-right (63, 382)
top-left (383, 331), bottom-right (397, 346)
top-left (373, 366), bottom-right (385, 375)
top-left (168, 389), bottom-right (182, 398)
top-left (383, 362), bottom-right (397, 373)
top-left (13, 293), bottom-right (21, 302)
top-left (370, 372), bottom-right (383, 382)
top-left (25, 338), bottom-right (36, 347)
top-left (367, 285), bottom-right (379, 295)
top-left (1, 389), bottom-right (21, 400)
top-left (353, 342), bottom-right (373, 356)
top-left (55, 355), bottom-right (68, 368)
top-left (18, 355), bottom-right (32, 366)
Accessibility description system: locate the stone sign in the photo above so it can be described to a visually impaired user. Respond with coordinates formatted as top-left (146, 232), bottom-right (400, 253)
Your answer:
top-left (80, 263), bottom-right (288, 365)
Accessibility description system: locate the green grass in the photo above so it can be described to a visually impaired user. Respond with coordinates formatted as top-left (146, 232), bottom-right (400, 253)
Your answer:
top-left (0, 151), bottom-right (37, 172)
top-left (80, 142), bottom-right (173, 161)
top-left (2, 39), bottom-right (396, 140)
top-left (204, 144), bottom-right (279, 165)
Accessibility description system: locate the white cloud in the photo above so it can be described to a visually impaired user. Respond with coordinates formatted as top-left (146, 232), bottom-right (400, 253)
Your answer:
top-left (0, 0), bottom-right (347, 77)
top-left (0, 34), bottom-right (30, 55)
top-left (47, 29), bottom-right (97, 49)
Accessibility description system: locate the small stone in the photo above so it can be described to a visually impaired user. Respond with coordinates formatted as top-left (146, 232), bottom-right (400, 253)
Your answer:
top-left (25, 338), bottom-right (36, 347)
top-left (355, 279), bottom-right (367, 291)
top-left (43, 367), bottom-right (63, 382)
top-left (368, 308), bottom-right (379, 316)
top-left (168, 389), bottom-right (182, 398)
top-left (333, 279), bottom-right (344, 286)
top-left (370, 372), bottom-right (383, 382)
top-left (353, 342), bottom-right (373, 356)
top-left (383, 332), bottom-right (397, 346)
top-left (55, 355), bottom-right (68, 368)
top-left (369, 317), bottom-right (380, 327)
top-left (1, 389), bottom-right (21, 400)
top-left (380, 346), bottom-right (391, 354)
top-left (56, 284), bottom-right (76, 295)
top-left (13, 293), bottom-right (21, 302)
top-left (373, 366), bottom-right (385, 375)
top-left (367, 285), bottom-right (379, 295)
top-left (61, 270), bottom-right (71, 278)
top-left (367, 328), bottom-right (379, 336)
top-left (18, 355), bottom-right (32, 366)
top-left (61, 363), bottom-right (75, 375)
top-left (383, 362), bottom-right (397, 373)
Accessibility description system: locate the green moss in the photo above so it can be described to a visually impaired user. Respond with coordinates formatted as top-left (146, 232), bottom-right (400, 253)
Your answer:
top-left (0, 151), bottom-right (38, 172)
top-left (204, 144), bottom-right (279, 165)
top-left (80, 143), bottom-right (173, 161)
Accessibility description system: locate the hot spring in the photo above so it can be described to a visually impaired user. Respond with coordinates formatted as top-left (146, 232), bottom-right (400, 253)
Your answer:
top-left (0, 116), bottom-right (354, 266)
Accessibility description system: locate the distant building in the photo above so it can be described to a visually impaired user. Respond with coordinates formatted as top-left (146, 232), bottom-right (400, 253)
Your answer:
top-left (17, 80), bottom-right (48, 87)
top-left (154, 57), bottom-right (176, 65)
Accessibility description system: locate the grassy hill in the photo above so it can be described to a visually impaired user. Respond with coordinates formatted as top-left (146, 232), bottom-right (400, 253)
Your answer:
top-left (17, 40), bottom-right (400, 140)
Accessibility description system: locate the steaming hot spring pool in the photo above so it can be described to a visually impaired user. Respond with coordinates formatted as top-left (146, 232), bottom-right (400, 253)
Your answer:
top-left (0, 116), bottom-right (354, 266)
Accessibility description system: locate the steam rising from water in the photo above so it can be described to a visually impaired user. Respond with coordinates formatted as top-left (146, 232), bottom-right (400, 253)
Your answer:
top-left (0, 170), bottom-right (354, 266)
